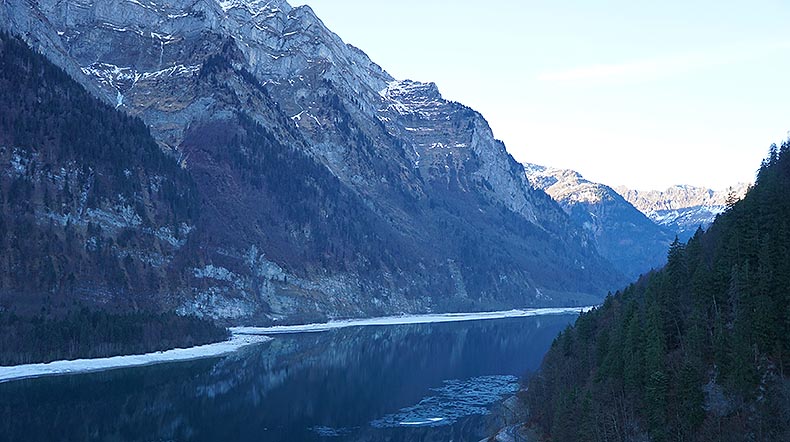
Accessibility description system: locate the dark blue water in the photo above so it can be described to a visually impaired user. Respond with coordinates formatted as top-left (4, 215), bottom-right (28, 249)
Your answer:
top-left (0, 314), bottom-right (577, 442)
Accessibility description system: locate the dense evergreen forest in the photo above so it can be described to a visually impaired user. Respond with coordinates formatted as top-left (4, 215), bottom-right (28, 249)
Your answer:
top-left (0, 30), bottom-right (197, 309)
top-left (0, 309), bottom-right (228, 365)
top-left (523, 143), bottom-right (790, 441)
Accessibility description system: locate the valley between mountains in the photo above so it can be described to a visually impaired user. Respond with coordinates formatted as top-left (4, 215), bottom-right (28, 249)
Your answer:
top-left (1, 0), bottom-right (738, 324)
top-left (1, 2), bottom-right (785, 441)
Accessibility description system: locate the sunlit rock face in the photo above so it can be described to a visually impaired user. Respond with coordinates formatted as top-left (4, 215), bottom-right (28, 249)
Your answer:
top-left (0, 0), bottom-right (626, 321)
top-left (526, 164), bottom-right (674, 280)
top-left (616, 183), bottom-right (750, 241)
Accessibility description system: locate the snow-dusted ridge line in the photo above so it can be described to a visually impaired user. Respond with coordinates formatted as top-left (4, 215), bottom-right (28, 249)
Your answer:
top-left (0, 334), bottom-right (271, 384)
top-left (233, 307), bottom-right (594, 335)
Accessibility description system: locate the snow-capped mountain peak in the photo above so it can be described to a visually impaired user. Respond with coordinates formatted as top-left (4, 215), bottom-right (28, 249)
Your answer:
top-left (615, 183), bottom-right (750, 239)
top-left (525, 163), bottom-right (675, 280)
top-left (217, 0), bottom-right (292, 14)
top-left (524, 163), bottom-right (608, 205)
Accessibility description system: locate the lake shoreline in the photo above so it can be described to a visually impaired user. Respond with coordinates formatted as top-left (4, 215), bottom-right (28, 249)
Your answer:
top-left (0, 334), bottom-right (271, 384)
top-left (0, 306), bottom-right (593, 384)
top-left (234, 306), bottom-right (594, 335)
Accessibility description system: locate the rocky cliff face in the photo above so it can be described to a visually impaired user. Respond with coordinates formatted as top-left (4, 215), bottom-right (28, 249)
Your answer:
top-left (0, 0), bottom-right (626, 322)
top-left (525, 164), bottom-right (673, 280)
top-left (615, 184), bottom-right (750, 241)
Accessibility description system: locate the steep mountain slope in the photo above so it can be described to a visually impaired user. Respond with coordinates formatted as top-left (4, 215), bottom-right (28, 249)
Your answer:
top-left (616, 183), bottom-right (749, 241)
top-left (526, 164), bottom-right (673, 280)
top-left (0, 30), bottom-right (198, 314)
top-left (523, 143), bottom-right (790, 441)
top-left (0, 0), bottom-right (626, 322)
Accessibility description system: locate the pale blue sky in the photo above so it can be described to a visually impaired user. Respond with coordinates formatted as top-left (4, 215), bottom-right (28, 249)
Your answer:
top-left (294, 0), bottom-right (790, 189)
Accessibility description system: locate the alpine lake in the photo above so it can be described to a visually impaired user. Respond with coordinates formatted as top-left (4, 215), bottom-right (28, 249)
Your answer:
top-left (0, 312), bottom-right (579, 442)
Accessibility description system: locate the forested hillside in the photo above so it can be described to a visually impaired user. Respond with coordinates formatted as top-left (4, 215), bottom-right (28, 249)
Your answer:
top-left (523, 142), bottom-right (790, 441)
top-left (0, 31), bottom-right (199, 313)
top-left (0, 32), bottom-right (227, 363)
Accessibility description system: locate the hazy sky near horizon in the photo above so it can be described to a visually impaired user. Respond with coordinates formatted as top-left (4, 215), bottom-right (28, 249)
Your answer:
top-left (293, 0), bottom-right (790, 190)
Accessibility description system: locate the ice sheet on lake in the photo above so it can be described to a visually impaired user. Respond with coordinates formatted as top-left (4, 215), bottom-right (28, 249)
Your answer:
top-left (233, 306), bottom-right (593, 335)
top-left (371, 375), bottom-right (520, 428)
top-left (0, 335), bottom-right (270, 384)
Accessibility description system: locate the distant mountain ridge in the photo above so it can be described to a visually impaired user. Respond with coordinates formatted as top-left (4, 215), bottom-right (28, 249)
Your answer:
top-left (0, 0), bottom-right (627, 322)
top-left (616, 183), bottom-right (750, 240)
top-left (525, 164), bottom-right (673, 280)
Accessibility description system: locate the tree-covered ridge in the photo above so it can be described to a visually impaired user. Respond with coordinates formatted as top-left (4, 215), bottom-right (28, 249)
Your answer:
top-left (0, 309), bottom-right (228, 366)
top-left (524, 142), bottom-right (790, 441)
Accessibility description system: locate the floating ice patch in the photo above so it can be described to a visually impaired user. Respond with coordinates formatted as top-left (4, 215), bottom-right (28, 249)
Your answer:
top-left (399, 417), bottom-right (444, 426)
top-left (310, 426), bottom-right (355, 437)
top-left (370, 375), bottom-right (519, 428)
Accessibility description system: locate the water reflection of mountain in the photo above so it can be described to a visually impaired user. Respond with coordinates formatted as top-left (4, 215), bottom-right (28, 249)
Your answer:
top-left (0, 314), bottom-right (576, 442)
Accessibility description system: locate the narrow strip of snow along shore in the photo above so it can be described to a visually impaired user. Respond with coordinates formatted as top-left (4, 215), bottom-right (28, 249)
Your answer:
top-left (232, 306), bottom-right (594, 335)
top-left (0, 306), bottom-right (592, 384)
top-left (0, 334), bottom-right (271, 384)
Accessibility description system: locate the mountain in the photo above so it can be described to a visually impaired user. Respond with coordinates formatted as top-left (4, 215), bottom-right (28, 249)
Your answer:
top-left (0, 0), bottom-right (626, 323)
top-left (616, 183), bottom-right (750, 241)
top-left (0, 30), bottom-right (199, 314)
top-left (523, 143), bottom-right (790, 441)
top-left (525, 164), bottom-right (673, 281)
